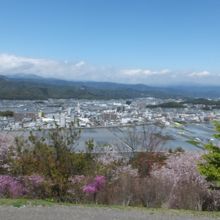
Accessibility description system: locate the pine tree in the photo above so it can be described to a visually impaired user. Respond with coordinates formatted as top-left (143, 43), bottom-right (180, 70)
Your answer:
top-left (198, 122), bottom-right (220, 187)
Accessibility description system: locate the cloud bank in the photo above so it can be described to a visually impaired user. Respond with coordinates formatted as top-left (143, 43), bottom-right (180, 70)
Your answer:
top-left (0, 54), bottom-right (219, 85)
top-left (188, 71), bottom-right (210, 77)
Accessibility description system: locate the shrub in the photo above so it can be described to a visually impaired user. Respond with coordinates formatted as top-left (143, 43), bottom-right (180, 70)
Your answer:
top-left (97, 163), bottom-right (138, 206)
top-left (83, 175), bottom-right (106, 202)
top-left (23, 175), bottom-right (48, 199)
top-left (151, 152), bottom-right (211, 210)
top-left (131, 152), bottom-right (167, 177)
top-left (135, 177), bottom-right (170, 208)
top-left (0, 175), bottom-right (25, 198)
top-left (0, 134), bottom-right (14, 174)
top-left (7, 124), bottom-right (96, 201)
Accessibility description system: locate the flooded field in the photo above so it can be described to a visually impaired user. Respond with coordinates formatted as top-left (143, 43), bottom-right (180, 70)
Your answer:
top-left (77, 123), bottom-right (215, 151)
top-left (2, 123), bottom-right (216, 152)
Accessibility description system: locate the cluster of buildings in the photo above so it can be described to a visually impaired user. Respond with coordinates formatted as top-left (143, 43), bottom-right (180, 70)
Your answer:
top-left (0, 98), bottom-right (220, 131)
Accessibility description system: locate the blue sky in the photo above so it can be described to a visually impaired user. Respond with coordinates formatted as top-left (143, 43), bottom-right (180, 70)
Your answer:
top-left (0, 0), bottom-right (220, 85)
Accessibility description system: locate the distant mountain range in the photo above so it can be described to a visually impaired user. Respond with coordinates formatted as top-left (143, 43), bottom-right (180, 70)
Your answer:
top-left (0, 74), bottom-right (220, 100)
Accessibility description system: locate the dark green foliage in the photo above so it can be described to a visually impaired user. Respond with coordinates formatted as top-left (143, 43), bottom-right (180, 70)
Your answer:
top-left (185, 98), bottom-right (220, 106)
top-left (168, 147), bottom-right (185, 153)
top-left (85, 139), bottom-right (95, 153)
top-left (147, 98), bottom-right (220, 109)
top-left (126, 100), bottom-right (132, 105)
top-left (0, 111), bottom-right (14, 117)
top-left (198, 122), bottom-right (220, 186)
top-left (184, 98), bottom-right (220, 109)
top-left (146, 101), bottom-right (185, 108)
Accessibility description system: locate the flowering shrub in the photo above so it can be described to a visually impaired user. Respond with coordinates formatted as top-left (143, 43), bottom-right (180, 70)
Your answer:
top-left (67, 175), bottom-right (86, 202)
top-left (23, 174), bottom-right (48, 198)
top-left (83, 184), bottom-right (97, 194)
top-left (113, 165), bottom-right (138, 179)
top-left (96, 148), bottom-right (123, 166)
top-left (152, 152), bottom-right (206, 187)
top-left (0, 134), bottom-right (14, 173)
top-left (104, 171), bottom-right (138, 206)
top-left (95, 162), bottom-right (139, 206)
top-left (151, 152), bottom-right (210, 210)
top-left (69, 175), bottom-right (85, 185)
top-left (131, 152), bottom-right (167, 177)
top-left (83, 176), bottom-right (106, 201)
top-left (0, 175), bottom-right (25, 198)
top-left (26, 175), bottom-right (45, 186)
top-left (83, 176), bottom-right (106, 194)
top-left (97, 152), bottom-right (219, 210)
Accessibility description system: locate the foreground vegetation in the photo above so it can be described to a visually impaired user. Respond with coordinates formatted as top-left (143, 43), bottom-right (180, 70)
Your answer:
top-left (0, 123), bottom-right (220, 211)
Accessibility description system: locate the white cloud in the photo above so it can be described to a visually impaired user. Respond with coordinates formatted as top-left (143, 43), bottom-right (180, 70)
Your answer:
top-left (0, 54), bottom-right (172, 83)
top-left (0, 54), bottom-right (90, 80)
top-left (75, 61), bottom-right (86, 68)
top-left (120, 68), bottom-right (170, 76)
top-left (0, 53), bottom-right (218, 85)
top-left (189, 70), bottom-right (210, 77)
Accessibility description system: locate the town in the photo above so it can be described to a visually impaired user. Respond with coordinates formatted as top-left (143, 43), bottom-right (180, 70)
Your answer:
top-left (0, 97), bottom-right (219, 131)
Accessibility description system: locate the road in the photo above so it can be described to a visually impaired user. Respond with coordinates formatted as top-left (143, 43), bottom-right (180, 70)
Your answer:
top-left (0, 205), bottom-right (218, 220)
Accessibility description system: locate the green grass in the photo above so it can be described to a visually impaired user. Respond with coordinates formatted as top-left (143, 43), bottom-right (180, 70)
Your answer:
top-left (0, 198), bottom-right (56, 208)
top-left (0, 199), bottom-right (219, 218)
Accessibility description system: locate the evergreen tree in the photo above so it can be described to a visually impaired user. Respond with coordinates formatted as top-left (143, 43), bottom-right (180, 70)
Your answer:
top-left (198, 122), bottom-right (220, 187)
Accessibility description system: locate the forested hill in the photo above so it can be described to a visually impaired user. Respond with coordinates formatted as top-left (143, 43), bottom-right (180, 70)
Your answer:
top-left (0, 74), bottom-right (220, 100)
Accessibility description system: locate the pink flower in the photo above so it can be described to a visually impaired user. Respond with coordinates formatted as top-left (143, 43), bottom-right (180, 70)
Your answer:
top-left (0, 175), bottom-right (25, 197)
top-left (69, 175), bottom-right (85, 184)
top-left (94, 176), bottom-right (106, 190)
top-left (83, 184), bottom-right (97, 194)
top-left (83, 176), bottom-right (106, 194)
top-left (26, 175), bottom-right (45, 186)
top-left (0, 134), bottom-right (14, 171)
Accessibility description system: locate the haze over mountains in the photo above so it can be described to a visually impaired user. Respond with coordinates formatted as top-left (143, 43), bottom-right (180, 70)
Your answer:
top-left (0, 73), bottom-right (220, 100)
top-left (0, 54), bottom-right (219, 86)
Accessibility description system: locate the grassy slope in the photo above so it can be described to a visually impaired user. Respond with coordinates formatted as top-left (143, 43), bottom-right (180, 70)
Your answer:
top-left (0, 199), bottom-right (219, 218)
